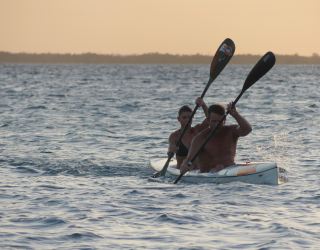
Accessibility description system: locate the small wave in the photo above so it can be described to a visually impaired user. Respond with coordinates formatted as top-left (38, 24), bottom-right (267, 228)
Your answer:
top-left (155, 213), bottom-right (201, 225)
top-left (294, 195), bottom-right (320, 204)
top-left (37, 184), bottom-right (65, 190)
top-left (308, 103), bottom-right (318, 108)
top-left (3, 155), bottom-right (151, 178)
top-left (171, 193), bottom-right (188, 199)
top-left (25, 105), bottom-right (47, 110)
top-left (119, 103), bottom-right (141, 112)
top-left (63, 232), bottom-right (102, 240)
top-left (39, 150), bottom-right (53, 154)
top-left (48, 94), bottom-right (66, 98)
top-left (42, 217), bottom-right (67, 227)
top-left (0, 244), bottom-right (33, 250)
top-left (10, 216), bottom-right (66, 228)
top-left (0, 123), bottom-right (10, 127)
top-left (16, 166), bottom-right (39, 174)
top-left (155, 213), bottom-right (178, 223)
top-left (123, 189), bottom-right (143, 196)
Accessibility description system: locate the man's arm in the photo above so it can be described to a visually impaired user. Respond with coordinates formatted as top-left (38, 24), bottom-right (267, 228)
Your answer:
top-left (168, 133), bottom-right (178, 155)
top-left (194, 97), bottom-right (209, 131)
top-left (227, 102), bottom-right (252, 137)
top-left (196, 97), bottom-right (208, 118)
top-left (180, 133), bottom-right (203, 174)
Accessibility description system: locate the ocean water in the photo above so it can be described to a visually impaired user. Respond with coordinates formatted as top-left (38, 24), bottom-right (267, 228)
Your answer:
top-left (0, 63), bottom-right (319, 249)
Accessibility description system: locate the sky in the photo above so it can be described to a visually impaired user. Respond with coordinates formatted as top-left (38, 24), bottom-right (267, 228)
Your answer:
top-left (1, 0), bottom-right (319, 56)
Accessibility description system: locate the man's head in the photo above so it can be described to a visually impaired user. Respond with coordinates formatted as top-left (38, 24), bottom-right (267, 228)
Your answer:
top-left (178, 105), bottom-right (192, 127)
top-left (208, 104), bottom-right (226, 128)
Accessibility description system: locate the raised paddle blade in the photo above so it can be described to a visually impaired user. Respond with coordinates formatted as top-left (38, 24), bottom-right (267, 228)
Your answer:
top-left (152, 38), bottom-right (235, 178)
top-left (209, 38), bottom-right (235, 82)
top-left (242, 52), bottom-right (276, 92)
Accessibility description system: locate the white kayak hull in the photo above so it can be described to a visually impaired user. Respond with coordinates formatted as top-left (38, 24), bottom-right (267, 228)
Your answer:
top-left (150, 158), bottom-right (287, 185)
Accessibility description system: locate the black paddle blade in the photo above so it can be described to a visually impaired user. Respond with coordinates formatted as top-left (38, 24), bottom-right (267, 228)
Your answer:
top-left (152, 171), bottom-right (163, 178)
top-left (210, 38), bottom-right (235, 81)
top-left (152, 161), bottom-right (169, 178)
top-left (242, 52), bottom-right (276, 92)
top-left (151, 153), bottom-right (174, 178)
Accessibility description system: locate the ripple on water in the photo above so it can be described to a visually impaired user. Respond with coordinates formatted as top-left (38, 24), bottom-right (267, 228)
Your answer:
top-left (15, 166), bottom-right (40, 174)
top-left (155, 213), bottom-right (203, 225)
top-left (170, 193), bottom-right (188, 199)
top-left (10, 216), bottom-right (67, 228)
top-left (62, 232), bottom-right (103, 240)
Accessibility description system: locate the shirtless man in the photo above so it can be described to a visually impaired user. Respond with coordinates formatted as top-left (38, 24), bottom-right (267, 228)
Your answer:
top-left (180, 103), bottom-right (252, 173)
top-left (168, 98), bottom-right (209, 169)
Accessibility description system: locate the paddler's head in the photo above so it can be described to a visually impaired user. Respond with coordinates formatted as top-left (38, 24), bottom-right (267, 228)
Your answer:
top-left (208, 104), bottom-right (225, 128)
top-left (177, 105), bottom-right (192, 128)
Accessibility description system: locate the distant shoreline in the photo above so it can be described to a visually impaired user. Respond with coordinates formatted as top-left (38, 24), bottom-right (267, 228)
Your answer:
top-left (1, 52), bottom-right (320, 64)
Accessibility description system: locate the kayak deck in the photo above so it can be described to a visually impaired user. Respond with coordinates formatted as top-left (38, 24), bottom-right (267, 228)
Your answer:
top-left (150, 158), bottom-right (288, 185)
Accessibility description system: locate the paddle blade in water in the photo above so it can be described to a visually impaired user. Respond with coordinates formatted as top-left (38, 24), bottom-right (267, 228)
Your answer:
top-left (209, 38), bottom-right (235, 81)
top-left (242, 51), bottom-right (276, 92)
top-left (152, 153), bottom-right (174, 178)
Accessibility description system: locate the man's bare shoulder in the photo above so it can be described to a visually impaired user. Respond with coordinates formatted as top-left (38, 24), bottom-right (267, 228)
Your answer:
top-left (193, 119), bottom-right (209, 132)
top-left (223, 124), bottom-right (240, 137)
top-left (224, 124), bottom-right (239, 130)
top-left (169, 130), bottom-right (180, 140)
top-left (193, 127), bottom-right (210, 141)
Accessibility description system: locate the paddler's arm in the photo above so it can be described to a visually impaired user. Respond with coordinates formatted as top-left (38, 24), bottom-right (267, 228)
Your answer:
top-left (180, 134), bottom-right (202, 174)
top-left (227, 102), bottom-right (252, 137)
top-left (196, 97), bottom-right (208, 118)
top-left (168, 133), bottom-right (178, 156)
top-left (194, 97), bottom-right (209, 131)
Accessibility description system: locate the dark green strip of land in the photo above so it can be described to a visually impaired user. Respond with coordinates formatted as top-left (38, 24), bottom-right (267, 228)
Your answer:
top-left (1, 52), bottom-right (319, 64)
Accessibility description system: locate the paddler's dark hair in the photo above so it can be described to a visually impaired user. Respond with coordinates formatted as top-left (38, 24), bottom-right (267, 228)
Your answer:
top-left (208, 104), bottom-right (225, 116)
top-left (178, 105), bottom-right (192, 116)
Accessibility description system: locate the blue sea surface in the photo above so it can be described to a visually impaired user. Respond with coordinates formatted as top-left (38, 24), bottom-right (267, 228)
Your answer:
top-left (0, 63), bottom-right (319, 249)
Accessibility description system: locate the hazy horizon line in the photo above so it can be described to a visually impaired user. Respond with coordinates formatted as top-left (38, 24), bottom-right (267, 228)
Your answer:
top-left (1, 51), bottom-right (320, 57)
top-left (1, 51), bottom-right (320, 64)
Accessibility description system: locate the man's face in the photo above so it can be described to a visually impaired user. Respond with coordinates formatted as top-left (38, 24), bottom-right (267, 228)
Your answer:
top-left (209, 112), bottom-right (224, 128)
top-left (178, 111), bottom-right (192, 127)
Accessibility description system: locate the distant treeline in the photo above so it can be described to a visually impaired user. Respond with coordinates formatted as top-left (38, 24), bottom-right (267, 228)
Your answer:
top-left (1, 52), bottom-right (320, 64)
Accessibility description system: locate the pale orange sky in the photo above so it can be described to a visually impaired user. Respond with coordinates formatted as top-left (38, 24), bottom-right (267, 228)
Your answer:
top-left (1, 0), bottom-right (319, 56)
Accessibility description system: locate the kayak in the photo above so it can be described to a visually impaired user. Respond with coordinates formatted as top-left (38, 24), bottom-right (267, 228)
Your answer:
top-left (150, 158), bottom-right (288, 185)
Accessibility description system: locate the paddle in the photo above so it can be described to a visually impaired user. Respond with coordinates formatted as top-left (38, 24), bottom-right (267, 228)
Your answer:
top-left (152, 38), bottom-right (235, 178)
top-left (174, 51), bottom-right (276, 184)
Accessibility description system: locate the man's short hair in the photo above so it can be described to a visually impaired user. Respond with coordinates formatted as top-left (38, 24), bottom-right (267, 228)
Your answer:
top-left (178, 105), bottom-right (192, 116)
top-left (208, 104), bottom-right (225, 116)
